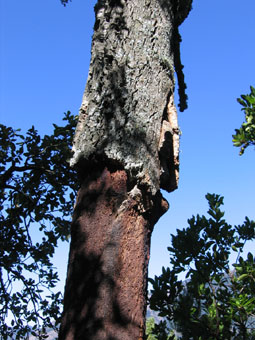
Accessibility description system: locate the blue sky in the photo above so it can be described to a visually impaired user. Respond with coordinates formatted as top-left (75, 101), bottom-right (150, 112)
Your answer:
top-left (1, 0), bottom-right (254, 289)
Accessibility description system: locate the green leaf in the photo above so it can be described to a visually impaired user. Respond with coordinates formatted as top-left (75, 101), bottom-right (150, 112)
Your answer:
top-left (233, 86), bottom-right (255, 154)
top-left (0, 111), bottom-right (78, 338)
top-left (149, 193), bottom-right (255, 340)
top-left (237, 274), bottom-right (248, 281)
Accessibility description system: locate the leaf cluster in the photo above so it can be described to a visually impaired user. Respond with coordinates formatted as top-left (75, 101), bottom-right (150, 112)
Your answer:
top-left (233, 86), bottom-right (255, 155)
top-left (60, 0), bottom-right (72, 6)
top-left (149, 194), bottom-right (255, 339)
top-left (146, 317), bottom-right (176, 340)
top-left (0, 112), bottom-right (78, 339)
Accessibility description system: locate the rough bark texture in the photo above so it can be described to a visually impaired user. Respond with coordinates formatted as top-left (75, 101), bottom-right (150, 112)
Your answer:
top-left (70, 0), bottom-right (182, 193)
top-left (59, 167), bottom-right (168, 340)
top-left (59, 0), bottom-right (192, 339)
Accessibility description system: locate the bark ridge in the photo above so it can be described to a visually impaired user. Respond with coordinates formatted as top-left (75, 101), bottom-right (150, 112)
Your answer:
top-left (59, 1), bottom-right (192, 339)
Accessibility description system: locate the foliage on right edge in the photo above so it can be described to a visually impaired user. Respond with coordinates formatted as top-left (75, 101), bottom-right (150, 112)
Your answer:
top-left (148, 194), bottom-right (255, 339)
top-left (233, 86), bottom-right (255, 155)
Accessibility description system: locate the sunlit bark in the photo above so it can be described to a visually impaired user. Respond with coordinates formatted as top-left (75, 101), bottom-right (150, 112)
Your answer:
top-left (59, 1), bottom-right (192, 339)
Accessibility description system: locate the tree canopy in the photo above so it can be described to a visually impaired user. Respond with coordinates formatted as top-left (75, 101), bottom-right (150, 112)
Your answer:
top-left (148, 194), bottom-right (255, 339)
top-left (0, 112), bottom-right (78, 339)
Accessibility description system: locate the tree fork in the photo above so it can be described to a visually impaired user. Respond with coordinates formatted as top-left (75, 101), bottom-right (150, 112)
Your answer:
top-left (59, 0), bottom-right (192, 339)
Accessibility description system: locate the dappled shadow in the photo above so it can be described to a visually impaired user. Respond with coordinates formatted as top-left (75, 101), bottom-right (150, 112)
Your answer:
top-left (72, 0), bottom-right (180, 194)
top-left (60, 253), bottom-right (130, 340)
top-left (59, 2), bottom-right (185, 338)
top-left (59, 168), bottom-right (145, 340)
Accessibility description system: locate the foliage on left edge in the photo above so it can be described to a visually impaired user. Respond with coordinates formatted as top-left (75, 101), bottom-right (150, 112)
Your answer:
top-left (0, 111), bottom-right (78, 339)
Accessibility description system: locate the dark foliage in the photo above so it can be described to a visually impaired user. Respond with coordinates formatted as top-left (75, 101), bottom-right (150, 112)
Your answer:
top-left (60, 0), bottom-right (71, 6)
top-left (0, 112), bottom-right (78, 339)
top-left (233, 86), bottom-right (255, 155)
top-left (149, 194), bottom-right (255, 339)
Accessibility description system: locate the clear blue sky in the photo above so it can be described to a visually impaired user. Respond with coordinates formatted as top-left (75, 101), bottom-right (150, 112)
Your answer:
top-left (1, 0), bottom-right (254, 289)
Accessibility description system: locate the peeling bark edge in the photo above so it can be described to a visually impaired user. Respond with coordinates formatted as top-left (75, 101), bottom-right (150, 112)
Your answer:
top-left (70, 0), bottom-right (193, 195)
top-left (173, 0), bottom-right (193, 112)
top-left (59, 1), bottom-right (193, 339)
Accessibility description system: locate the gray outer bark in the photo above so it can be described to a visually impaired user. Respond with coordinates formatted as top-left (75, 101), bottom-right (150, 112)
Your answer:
top-left (59, 1), bottom-right (192, 339)
top-left (71, 0), bottom-right (181, 193)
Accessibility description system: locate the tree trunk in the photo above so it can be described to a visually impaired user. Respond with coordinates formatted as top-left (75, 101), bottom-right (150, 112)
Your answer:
top-left (59, 1), bottom-right (192, 339)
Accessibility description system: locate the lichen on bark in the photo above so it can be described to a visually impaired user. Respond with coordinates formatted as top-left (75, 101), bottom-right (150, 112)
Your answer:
top-left (59, 1), bottom-right (192, 339)
top-left (71, 0), bottom-right (189, 194)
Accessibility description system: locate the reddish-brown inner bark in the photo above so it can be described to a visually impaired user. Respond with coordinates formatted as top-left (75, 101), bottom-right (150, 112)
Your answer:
top-left (59, 167), bottom-right (168, 340)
